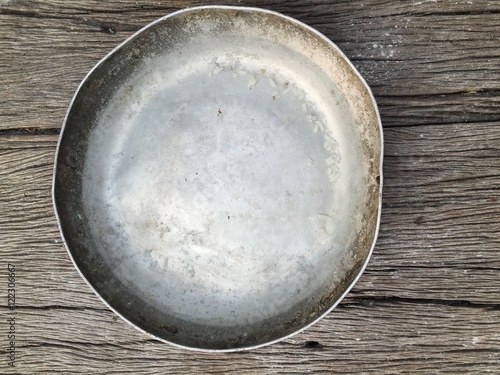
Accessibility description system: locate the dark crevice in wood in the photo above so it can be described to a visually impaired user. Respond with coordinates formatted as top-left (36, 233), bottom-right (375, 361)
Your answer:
top-left (0, 8), bottom-right (136, 33)
top-left (393, 175), bottom-right (500, 188)
top-left (0, 8), bottom-right (39, 18)
top-left (382, 117), bottom-right (500, 126)
top-left (346, 296), bottom-right (500, 310)
top-left (16, 339), bottom-right (159, 351)
top-left (380, 115), bottom-right (500, 129)
top-left (0, 305), bottom-right (109, 312)
top-left (382, 119), bottom-right (500, 129)
top-left (365, 265), bottom-right (500, 272)
top-left (283, 3), bottom-right (500, 19)
top-left (35, 4), bottom-right (182, 17)
top-left (9, 297), bottom-right (499, 319)
top-left (421, 54), bottom-right (500, 65)
top-left (442, 348), bottom-right (500, 355)
top-left (23, 161), bottom-right (56, 170)
top-left (378, 88), bottom-right (500, 99)
top-left (412, 10), bottom-right (500, 17)
top-left (0, 127), bottom-right (60, 135)
top-left (302, 341), bottom-right (325, 350)
top-left (439, 148), bottom-right (500, 157)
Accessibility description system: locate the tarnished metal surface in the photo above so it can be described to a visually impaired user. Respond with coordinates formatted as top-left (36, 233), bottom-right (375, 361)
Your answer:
top-left (53, 6), bottom-right (383, 351)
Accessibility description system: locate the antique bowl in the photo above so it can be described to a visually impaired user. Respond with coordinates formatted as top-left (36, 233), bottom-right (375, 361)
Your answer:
top-left (53, 6), bottom-right (383, 351)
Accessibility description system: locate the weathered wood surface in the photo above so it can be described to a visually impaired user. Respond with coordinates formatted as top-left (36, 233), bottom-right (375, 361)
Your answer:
top-left (1, 0), bottom-right (499, 373)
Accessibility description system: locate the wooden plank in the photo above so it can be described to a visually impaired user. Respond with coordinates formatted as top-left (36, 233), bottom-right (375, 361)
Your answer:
top-left (0, 120), bottom-right (498, 312)
top-left (1, 0), bottom-right (499, 130)
top-left (0, 302), bottom-right (499, 373)
top-left (0, 135), bottom-right (103, 309)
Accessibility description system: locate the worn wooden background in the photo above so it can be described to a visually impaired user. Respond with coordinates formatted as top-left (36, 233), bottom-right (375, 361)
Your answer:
top-left (1, 0), bottom-right (499, 373)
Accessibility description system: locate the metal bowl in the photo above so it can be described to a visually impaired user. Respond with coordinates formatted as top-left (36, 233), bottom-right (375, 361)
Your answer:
top-left (53, 6), bottom-right (383, 351)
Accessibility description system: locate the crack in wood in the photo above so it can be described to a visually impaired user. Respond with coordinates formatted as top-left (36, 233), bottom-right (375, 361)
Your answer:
top-left (0, 305), bottom-right (109, 312)
top-left (4, 296), bottom-right (498, 315)
top-left (364, 265), bottom-right (500, 271)
top-left (411, 10), bottom-right (500, 17)
top-left (0, 128), bottom-right (60, 135)
top-left (346, 296), bottom-right (500, 310)
top-left (302, 340), bottom-right (325, 350)
top-left (379, 89), bottom-right (500, 99)
top-left (377, 119), bottom-right (500, 129)
top-left (12, 339), bottom-right (159, 351)
top-left (0, 8), bottom-right (129, 33)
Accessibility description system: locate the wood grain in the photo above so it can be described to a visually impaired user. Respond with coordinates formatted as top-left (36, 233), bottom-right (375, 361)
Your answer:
top-left (5, 303), bottom-right (500, 374)
top-left (1, 0), bottom-right (500, 373)
top-left (1, 0), bottom-right (500, 130)
top-left (1, 121), bottom-right (499, 372)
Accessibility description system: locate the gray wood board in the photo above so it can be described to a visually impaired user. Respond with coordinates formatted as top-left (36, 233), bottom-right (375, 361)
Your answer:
top-left (1, 0), bottom-right (499, 373)
top-left (1, 0), bottom-right (500, 130)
